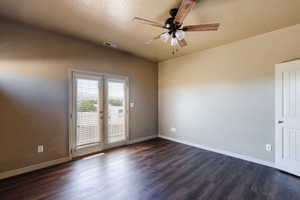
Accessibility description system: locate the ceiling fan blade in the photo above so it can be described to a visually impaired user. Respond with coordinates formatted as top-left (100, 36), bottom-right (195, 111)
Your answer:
top-left (183, 23), bottom-right (220, 32)
top-left (145, 33), bottom-right (165, 44)
top-left (133, 17), bottom-right (165, 28)
top-left (178, 39), bottom-right (188, 47)
top-left (174, 0), bottom-right (196, 25)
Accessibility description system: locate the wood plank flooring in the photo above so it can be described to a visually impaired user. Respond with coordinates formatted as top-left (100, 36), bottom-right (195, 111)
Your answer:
top-left (1, 138), bottom-right (300, 200)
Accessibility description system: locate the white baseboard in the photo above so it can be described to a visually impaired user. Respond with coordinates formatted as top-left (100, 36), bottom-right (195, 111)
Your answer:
top-left (158, 135), bottom-right (275, 168)
top-left (1, 135), bottom-right (274, 180)
top-left (0, 157), bottom-right (71, 180)
top-left (129, 135), bottom-right (157, 144)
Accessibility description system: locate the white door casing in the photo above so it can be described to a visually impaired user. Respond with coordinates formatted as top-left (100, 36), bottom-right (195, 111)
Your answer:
top-left (275, 60), bottom-right (300, 176)
top-left (69, 69), bottom-right (129, 158)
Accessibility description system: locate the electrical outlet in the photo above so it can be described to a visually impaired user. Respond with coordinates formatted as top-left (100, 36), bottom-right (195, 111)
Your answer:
top-left (170, 128), bottom-right (176, 133)
top-left (266, 144), bottom-right (272, 152)
top-left (38, 145), bottom-right (44, 153)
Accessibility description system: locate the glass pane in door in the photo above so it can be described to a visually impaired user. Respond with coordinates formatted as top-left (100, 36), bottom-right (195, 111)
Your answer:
top-left (76, 79), bottom-right (101, 146)
top-left (107, 81), bottom-right (126, 143)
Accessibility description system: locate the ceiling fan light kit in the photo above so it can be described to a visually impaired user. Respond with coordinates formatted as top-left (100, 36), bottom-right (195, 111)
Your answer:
top-left (175, 30), bottom-right (185, 41)
top-left (160, 32), bottom-right (170, 42)
top-left (133, 0), bottom-right (220, 53)
top-left (171, 37), bottom-right (178, 46)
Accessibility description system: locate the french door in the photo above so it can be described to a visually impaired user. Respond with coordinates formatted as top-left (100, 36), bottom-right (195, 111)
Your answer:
top-left (70, 71), bottom-right (128, 157)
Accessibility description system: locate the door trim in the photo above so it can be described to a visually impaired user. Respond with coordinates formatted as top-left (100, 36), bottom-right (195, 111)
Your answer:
top-left (68, 68), bottom-right (130, 158)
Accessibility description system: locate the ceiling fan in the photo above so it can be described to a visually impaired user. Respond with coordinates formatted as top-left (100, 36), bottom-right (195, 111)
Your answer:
top-left (133, 0), bottom-right (220, 48)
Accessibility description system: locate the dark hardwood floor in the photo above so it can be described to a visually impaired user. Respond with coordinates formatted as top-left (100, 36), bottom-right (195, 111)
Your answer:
top-left (1, 138), bottom-right (300, 200)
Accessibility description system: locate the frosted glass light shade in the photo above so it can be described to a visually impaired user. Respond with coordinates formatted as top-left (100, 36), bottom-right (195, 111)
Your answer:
top-left (171, 37), bottom-right (178, 46)
top-left (160, 32), bottom-right (170, 42)
top-left (175, 30), bottom-right (185, 41)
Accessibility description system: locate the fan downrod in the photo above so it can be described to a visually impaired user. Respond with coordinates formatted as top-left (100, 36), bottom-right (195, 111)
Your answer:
top-left (169, 8), bottom-right (178, 17)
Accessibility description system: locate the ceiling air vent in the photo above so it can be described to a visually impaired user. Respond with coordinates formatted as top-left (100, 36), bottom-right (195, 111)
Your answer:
top-left (103, 42), bottom-right (117, 48)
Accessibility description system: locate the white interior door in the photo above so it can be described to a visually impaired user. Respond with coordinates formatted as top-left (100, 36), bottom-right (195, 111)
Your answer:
top-left (275, 60), bottom-right (300, 176)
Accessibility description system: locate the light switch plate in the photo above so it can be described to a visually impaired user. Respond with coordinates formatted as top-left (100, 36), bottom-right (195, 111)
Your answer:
top-left (130, 102), bottom-right (135, 108)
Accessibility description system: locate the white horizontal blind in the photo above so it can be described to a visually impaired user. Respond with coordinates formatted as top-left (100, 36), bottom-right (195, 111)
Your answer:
top-left (76, 79), bottom-right (100, 146)
top-left (107, 81), bottom-right (126, 143)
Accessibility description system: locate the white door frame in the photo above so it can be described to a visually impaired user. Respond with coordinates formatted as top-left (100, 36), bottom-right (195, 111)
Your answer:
top-left (275, 59), bottom-right (300, 176)
top-left (68, 69), bottom-right (130, 158)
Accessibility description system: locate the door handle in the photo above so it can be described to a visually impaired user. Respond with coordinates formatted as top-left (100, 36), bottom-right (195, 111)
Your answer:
top-left (278, 120), bottom-right (284, 124)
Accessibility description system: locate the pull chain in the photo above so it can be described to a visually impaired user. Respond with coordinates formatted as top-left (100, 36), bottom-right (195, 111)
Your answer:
top-left (171, 46), bottom-right (179, 55)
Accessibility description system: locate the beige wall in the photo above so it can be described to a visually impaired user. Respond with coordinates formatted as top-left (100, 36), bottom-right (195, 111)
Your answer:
top-left (159, 24), bottom-right (300, 163)
top-left (0, 18), bottom-right (158, 173)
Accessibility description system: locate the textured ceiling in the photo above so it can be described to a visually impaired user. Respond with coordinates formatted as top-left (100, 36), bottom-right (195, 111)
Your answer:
top-left (0, 0), bottom-right (299, 61)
